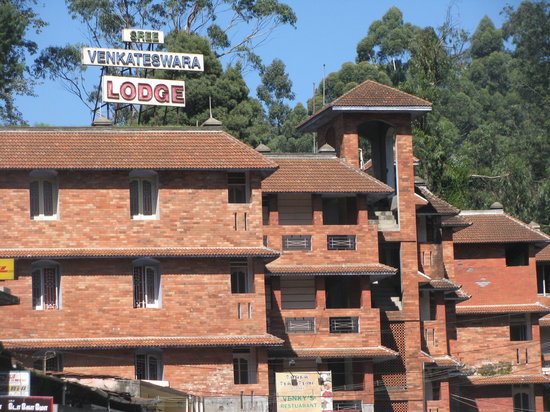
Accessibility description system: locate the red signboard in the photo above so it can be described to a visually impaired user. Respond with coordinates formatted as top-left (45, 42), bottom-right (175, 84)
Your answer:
top-left (0, 396), bottom-right (54, 411)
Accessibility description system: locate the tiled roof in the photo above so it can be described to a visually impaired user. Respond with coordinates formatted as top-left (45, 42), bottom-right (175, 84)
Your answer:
top-left (262, 157), bottom-right (393, 193)
top-left (420, 278), bottom-right (461, 291)
top-left (467, 375), bottom-right (550, 385)
top-left (2, 335), bottom-right (284, 350)
top-left (454, 211), bottom-right (550, 244)
top-left (456, 303), bottom-right (550, 314)
top-left (330, 80), bottom-right (432, 108)
top-left (420, 352), bottom-right (463, 368)
top-left (441, 215), bottom-right (471, 228)
top-left (266, 263), bottom-right (397, 276)
top-left (539, 314), bottom-right (550, 326)
top-left (444, 288), bottom-right (471, 302)
top-left (268, 346), bottom-right (398, 359)
top-left (297, 80), bottom-right (432, 132)
top-left (416, 186), bottom-right (460, 215)
top-left (0, 247), bottom-right (280, 259)
top-left (0, 128), bottom-right (278, 170)
top-left (537, 244), bottom-right (550, 262)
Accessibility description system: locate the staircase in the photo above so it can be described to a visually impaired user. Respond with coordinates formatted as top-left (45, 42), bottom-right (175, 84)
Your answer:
top-left (368, 211), bottom-right (399, 231)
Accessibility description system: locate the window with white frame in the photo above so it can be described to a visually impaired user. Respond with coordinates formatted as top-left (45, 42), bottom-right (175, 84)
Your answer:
top-left (510, 314), bottom-right (532, 341)
top-left (129, 170), bottom-right (158, 219)
top-left (135, 351), bottom-right (162, 380)
top-left (230, 259), bottom-right (253, 293)
top-left (133, 259), bottom-right (161, 308)
top-left (29, 170), bottom-right (58, 220)
top-left (233, 348), bottom-right (256, 384)
top-left (228, 172), bottom-right (248, 203)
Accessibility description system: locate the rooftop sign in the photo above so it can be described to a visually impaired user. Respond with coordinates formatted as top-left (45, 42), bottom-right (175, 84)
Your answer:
top-left (122, 28), bottom-right (164, 44)
top-left (102, 76), bottom-right (185, 107)
top-left (82, 47), bottom-right (203, 71)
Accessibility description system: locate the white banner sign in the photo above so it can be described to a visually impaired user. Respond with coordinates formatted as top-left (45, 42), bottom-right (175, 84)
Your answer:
top-left (0, 371), bottom-right (31, 396)
top-left (122, 29), bottom-right (164, 44)
top-left (82, 47), bottom-right (203, 71)
top-left (102, 76), bottom-right (185, 107)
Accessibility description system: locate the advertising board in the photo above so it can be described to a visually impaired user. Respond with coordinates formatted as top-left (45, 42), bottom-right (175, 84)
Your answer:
top-left (0, 372), bottom-right (30, 396)
top-left (0, 259), bottom-right (14, 280)
top-left (275, 372), bottom-right (332, 412)
top-left (122, 29), bottom-right (164, 44)
top-left (102, 76), bottom-right (185, 107)
top-left (0, 396), bottom-right (53, 411)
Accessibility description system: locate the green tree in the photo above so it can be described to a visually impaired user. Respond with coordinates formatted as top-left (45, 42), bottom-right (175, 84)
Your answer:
top-left (470, 16), bottom-right (503, 59)
top-left (257, 58), bottom-right (294, 134)
top-left (0, 0), bottom-right (45, 124)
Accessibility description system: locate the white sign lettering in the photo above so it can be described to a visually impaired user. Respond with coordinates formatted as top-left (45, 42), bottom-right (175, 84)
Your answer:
top-left (102, 76), bottom-right (185, 107)
top-left (122, 29), bottom-right (164, 44)
top-left (82, 47), bottom-right (203, 71)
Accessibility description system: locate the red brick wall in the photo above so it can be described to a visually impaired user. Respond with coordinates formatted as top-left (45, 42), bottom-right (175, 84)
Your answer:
top-left (0, 170), bottom-right (264, 249)
top-left (2, 257), bottom-right (267, 339)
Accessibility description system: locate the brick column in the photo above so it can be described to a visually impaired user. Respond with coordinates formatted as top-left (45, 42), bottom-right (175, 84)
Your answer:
top-left (313, 195), bottom-right (323, 226)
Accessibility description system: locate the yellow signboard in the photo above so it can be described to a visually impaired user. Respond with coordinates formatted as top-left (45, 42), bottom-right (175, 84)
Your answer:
top-left (275, 371), bottom-right (332, 412)
top-left (0, 259), bottom-right (14, 280)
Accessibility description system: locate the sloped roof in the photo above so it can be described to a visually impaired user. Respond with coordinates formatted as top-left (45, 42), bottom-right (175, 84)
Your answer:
top-left (441, 215), bottom-right (471, 228)
top-left (262, 157), bottom-right (393, 193)
top-left (420, 352), bottom-right (463, 368)
top-left (331, 80), bottom-right (432, 108)
top-left (266, 263), bottom-right (397, 276)
top-left (297, 80), bottom-right (432, 132)
top-left (537, 244), bottom-right (550, 262)
top-left (454, 211), bottom-right (550, 244)
top-left (0, 247), bottom-right (280, 259)
top-left (467, 375), bottom-right (550, 385)
top-left (268, 346), bottom-right (398, 359)
top-left (2, 335), bottom-right (284, 350)
top-left (420, 278), bottom-right (461, 291)
top-left (539, 314), bottom-right (550, 326)
top-left (0, 128), bottom-right (277, 170)
top-left (456, 303), bottom-right (550, 315)
top-left (416, 186), bottom-right (460, 215)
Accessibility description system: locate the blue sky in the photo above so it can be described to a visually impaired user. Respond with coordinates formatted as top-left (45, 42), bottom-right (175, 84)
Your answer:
top-left (17, 0), bottom-right (520, 126)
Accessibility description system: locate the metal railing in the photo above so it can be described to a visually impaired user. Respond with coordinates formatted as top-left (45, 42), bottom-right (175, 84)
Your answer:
top-left (283, 235), bottom-right (312, 251)
top-left (327, 235), bottom-right (356, 250)
top-left (329, 317), bottom-right (359, 333)
top-left (285, 317), bottom-right (315, 333)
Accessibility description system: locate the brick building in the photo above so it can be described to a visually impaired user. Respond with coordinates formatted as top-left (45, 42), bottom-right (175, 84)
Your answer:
top-left (0, 80), bottom-right (549, 411)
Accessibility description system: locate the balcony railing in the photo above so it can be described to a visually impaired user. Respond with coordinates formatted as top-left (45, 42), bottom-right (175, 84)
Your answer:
top-left (327, 235), bottom-right (356, 250)
top-left (329, 317), bottom-right (359, 333)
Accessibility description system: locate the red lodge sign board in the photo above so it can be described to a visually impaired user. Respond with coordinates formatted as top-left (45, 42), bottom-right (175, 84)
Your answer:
top-left (102, 76), bottom-right (185, 107)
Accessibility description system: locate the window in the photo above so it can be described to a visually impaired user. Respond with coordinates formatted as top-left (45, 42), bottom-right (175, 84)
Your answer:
top-left (325, 276), bottom-right (361, 308)
top-left (32, 263), bottom-right (60, 310)
top-left (512, 385), bottom-right (533, 412)
top-left (327, 235), bottom-right (356, 250)
top-left (286, 317), bottom-right (315, 333)
top-left (29, 170), bottom-right (58, 220)
top-left (510, 315), bottom-right (531, 341)
top-left (283, 235), bottom-right (312, 251)
top-left (33, 352), bottom-right (63, 372)
top-left (129, 170), bottom-right (158, 219)
top-left (329, 317), bottom-right (359, 333)
top-left (327, 358), bottom-right (363, 391)
top-left (231, 259), bottom-right (252, 293)
top-left (537, 264), bottom-right (550, 295)
top-left (505, 244), bottom-right (529, 266)
top-left (228, 172), bottom-right (248, 203)
top-left (136, 352), bottom-right (162, 380)
top-left (133, 260), bottom-right (160, 308)
top-left (233, 349), bottom-right (256, 384)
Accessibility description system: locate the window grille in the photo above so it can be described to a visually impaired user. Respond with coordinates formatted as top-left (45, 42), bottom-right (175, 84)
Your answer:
top-left (283, 235), bottom-right (312, 250)
top-left (285, 317), bottom-right (315, 333)
top-left (133, 266), bottom-right (159, 308)
top-left (333, 400), bottom-right (362, 410)
top-left (32, 266), bottom-right (60, 310)
top-left (330, 317), bottom-right (359, 333)
top-left (327, 235), bottom-right (356, 250)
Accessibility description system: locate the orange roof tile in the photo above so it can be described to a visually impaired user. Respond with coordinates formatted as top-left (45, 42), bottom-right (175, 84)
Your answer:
top-left (467, 375), bottom-right (550, 385)
top-left (331, 81), bottom-right (432, 108)
top-left (539, 314), bottom-right (550, 326)
top-left (0, 247), bottom-right (280, 259)
top-left (420, 279), bottom-right (461, 290)
top-left (416, 186), bottom-right (460, 215)
top-left (266, 263), bottom-right (397, 276)
top-left (268, 346), bottom-right (398, 359)
top-left (444, 288), bottom-right (471, 302)
top-left (441, 215), bottom-right (471, 228)
top-left (2, 335), bottom-right (284, 350)
top-left (0, 128), bottom-right (277, 170)
top-left (262, 157), bottom-right (393, 193)
top-left (456, 303), bottom-right (550, 314)
top-left (537, 245), bottom-right (550, 262)
top-left (297, 80), bottom-right (432, 132)
top-left (420, 352), bottom-right (463, 368)
top-left (454, 211), bottom-right (550, 244)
